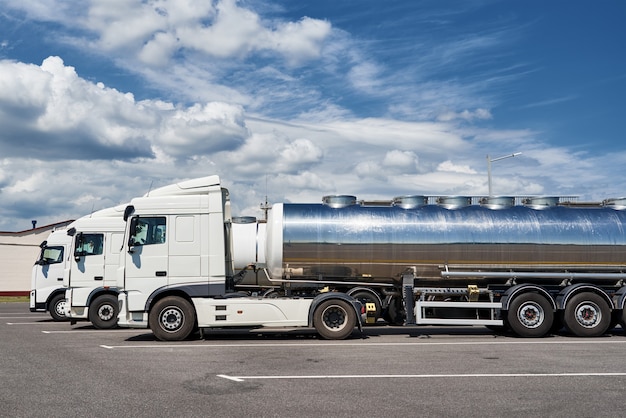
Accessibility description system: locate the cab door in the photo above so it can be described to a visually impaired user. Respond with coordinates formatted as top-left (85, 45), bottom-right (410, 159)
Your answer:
top-left (71, 233), bottom-right (106, 288)
top-left (124, 216), bottom-right (169, 311)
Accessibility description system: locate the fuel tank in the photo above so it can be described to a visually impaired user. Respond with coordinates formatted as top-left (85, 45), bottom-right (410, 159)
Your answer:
top-left (263, 197), bottom-right (626, 285)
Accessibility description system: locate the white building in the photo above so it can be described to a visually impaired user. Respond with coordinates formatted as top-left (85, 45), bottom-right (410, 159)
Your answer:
top-left (0, 221), bottom-right (73, 296)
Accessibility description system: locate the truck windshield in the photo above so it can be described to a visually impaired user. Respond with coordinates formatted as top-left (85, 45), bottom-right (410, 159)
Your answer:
top-left (37, 246), bottom-right (64, 265)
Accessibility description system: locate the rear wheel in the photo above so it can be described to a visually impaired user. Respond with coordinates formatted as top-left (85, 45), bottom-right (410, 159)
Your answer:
top-left (49, 294), bottom-right (68, 321)
top-left (149, 296), bottom-right (196, 341)
top-left (564, 292), bottom-right (610, 337)
top-left (507, 293), bottom-right (554, 338)
top-left (313, 299), bottom-right (357, 340)
top-left (349, 290), bottom-right (381, 323)
top-left (89, 294), bottom-right (119, 329)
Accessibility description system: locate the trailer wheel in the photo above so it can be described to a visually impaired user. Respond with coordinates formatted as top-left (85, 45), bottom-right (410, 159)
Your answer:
top-left (507, 293), bottom-right (554, 338)
top-left (150, 296), bottom-right (196, 341)
top-left (49, 294), bottom-right (68, 321)
top-left (313, 299), bottom-right (356, 340)
top-left (89, 294), bottom-right (119, 329)
top-left (563, 292), bottom-right (610, 337)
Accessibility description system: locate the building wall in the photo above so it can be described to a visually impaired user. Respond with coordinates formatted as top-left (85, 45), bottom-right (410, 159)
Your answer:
top-left (0, 221), bottom-right (73, 296)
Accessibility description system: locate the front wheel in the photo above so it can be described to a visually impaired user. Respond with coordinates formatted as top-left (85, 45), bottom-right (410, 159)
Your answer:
top-left (89, 294), bottom-right (119, 329)
top-left (507, 293), bottom-right (554, 338)
top-left (563, 292), bottom-right (610, 337)
top-left (313, 299), bottom-right (357, 340)
top-left (149, 296), bottom-right (196, 341)
top-left (49, 294), bottom-right (68, 321)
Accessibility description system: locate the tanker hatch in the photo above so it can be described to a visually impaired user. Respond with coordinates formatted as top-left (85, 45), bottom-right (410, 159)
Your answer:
top-left (479, 196), bottom-right (515, 210)
top-left (322, 195), bottom-right (358, 208)
top-left (436, 196), bottom-right (472, 209)
top-left (603, 198), bottom-right (626, 210)
top-left (522, 196), bottom-right (560, 209)
top-left (392, 195), bottom-right (428, 209)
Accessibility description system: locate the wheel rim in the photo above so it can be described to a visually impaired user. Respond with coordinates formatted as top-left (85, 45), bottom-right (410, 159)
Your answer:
top-left (160, 306), bottom-right (184, 332)
top-left (321, 304), bottom-right (348, 332)
top-left (54, 300), bottom-right (67, 317)
top-left (574, 301), bottom-right (602, 328)
top-left (516, 302), bottom-right (544, 329)
top-left (98, 304), bottom-right (115, 321)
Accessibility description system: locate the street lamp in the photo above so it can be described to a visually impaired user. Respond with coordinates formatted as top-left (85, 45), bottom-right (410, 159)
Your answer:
top-left (487, 152), bottom-right (522, 196)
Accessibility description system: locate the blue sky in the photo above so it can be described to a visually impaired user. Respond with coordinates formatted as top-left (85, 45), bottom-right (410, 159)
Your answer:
top-left (0, 0), bottom-right (625, 231)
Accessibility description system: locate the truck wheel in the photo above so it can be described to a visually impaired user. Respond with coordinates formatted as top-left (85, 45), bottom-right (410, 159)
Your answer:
top-left (564, 292), bottom-right (610, 337)
top-left (313, 299), bottom-right (356, 340)
top-left (507, 293), bottom-right (554, 338)
top-left (149, 296), bottom-right (196, 341)
top-left (49, 294), bottom-right (68, 321)
top-left (89, 295), bottom-right (119, 329)
top-left (349, 290), bottom-right (381, 323)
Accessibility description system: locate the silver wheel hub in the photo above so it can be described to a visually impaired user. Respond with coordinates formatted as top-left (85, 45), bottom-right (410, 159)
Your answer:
top-left (517, 302), bottom-right (544, 328)
top-left (160, 307), bottom-right (183, 331)
top-left (98, 304), bottom-right (114, 321)
top-left (574, 302), bottom-right (601, 328)
top-left (55, 300), bottom-right (67, 317)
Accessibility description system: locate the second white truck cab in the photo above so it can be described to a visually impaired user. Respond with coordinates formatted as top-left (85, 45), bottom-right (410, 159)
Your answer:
top-left (63, 208), bottom-right (126, 329)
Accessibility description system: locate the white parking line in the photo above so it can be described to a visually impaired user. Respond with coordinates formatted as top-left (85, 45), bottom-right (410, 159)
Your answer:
top-left (217, 372), bottom-right (626, 382)
top-left (99, 339), bottom-right (626, 350)
top-left (43, 330), bottom-right (143, 334)
top-left (7, 322), bottom-right (63, 325)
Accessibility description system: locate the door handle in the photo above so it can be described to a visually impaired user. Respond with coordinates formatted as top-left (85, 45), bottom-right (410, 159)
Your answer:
top-left (94, 276), bottom-right (104, 281)
top-left (156, 271), bottom-right (167, 277)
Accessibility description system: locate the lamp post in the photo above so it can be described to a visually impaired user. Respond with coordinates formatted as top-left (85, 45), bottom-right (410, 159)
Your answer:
top-left (487, 152), bottom-right (522, 196)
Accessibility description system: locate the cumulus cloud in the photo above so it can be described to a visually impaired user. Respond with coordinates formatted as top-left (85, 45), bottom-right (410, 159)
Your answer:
top-left (63, 0), bottom-right (331, 68)
top-left (437, 160), bottom-right (477, 174)
top-left (214, 133), bottom-right (323, 177)
top-left (0, 56), bottom-right (248, 160)
top-left (383, 150), bottom-right (419, 170)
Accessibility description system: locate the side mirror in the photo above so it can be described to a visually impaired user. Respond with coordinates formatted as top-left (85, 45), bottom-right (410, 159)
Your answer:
top-left (123, 205), bottom-right (135, 221)
top-left (73, 232), bottom-right (86, 260)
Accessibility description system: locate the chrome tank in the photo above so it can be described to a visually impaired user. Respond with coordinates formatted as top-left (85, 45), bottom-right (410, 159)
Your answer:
top-left (264, 202), bottom-right (626, 285)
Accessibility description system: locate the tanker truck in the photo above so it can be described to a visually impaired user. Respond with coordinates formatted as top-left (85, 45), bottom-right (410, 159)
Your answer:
top-left (117, 175), bottom-right (626, 341)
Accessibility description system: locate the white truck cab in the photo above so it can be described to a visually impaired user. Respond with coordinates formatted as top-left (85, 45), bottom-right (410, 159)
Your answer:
top-left (116, 176), bottom-right (364, 341)
top-left (30, 229), bottom-right (71, 320)
top-left (62, 208), bottom-right (126, 329)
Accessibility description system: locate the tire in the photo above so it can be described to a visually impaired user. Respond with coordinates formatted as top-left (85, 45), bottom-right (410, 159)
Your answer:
top-left (507, 293), bottom-right (554, 338)
top-left (349, 290), bottom-right (381, 323)
top-left (382, 296), bottom-right (405, 325)
top-left (49, 294), bottom-right (68, 321)
top-left (149, 296), bottom-right (196, 341)
top-left (563, 292), bottom-right (610, 337)
top-left (313, 299), bottom-right (357, 340)
top-left (88, 294), bottom-right (119, 329)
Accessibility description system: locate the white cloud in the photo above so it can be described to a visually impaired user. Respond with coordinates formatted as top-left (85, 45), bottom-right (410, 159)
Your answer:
top-left (75, 0), bottom-right (332, 67)
top-left (437, 160), bottom-right (477, 174)
top-left (383, 150), bottom-right (419, 170)
top-left (437, 108), bottom-right (492, 122)
top-left (0, 56), bottom-right (248, 160)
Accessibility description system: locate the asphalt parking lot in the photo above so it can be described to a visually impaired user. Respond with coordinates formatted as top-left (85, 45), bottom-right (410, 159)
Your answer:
top-left (3, 302), bottom-right (626, 417)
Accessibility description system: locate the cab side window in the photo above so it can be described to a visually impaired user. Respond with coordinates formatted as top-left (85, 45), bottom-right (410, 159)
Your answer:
top-left (40, 246), bottom-right (64, 264)
top-left (76, 234), bottom-right (104, 256)
top-left (130, 217), bottom-right (166, 246)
